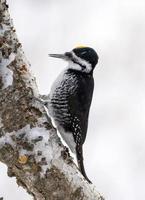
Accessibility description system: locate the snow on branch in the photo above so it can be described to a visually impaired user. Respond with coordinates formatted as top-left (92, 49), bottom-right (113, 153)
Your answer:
top-left (0, 0), bottom-right (104, 199)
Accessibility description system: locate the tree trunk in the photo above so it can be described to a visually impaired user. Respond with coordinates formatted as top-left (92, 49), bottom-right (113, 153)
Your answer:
top-left (0, 0), bottom-right (104, 199)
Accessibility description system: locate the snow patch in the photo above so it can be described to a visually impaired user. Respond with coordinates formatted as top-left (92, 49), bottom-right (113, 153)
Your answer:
top-left (0, 123), bottom-right (62, 176)
top-left (0, 124), bottom-right (103, 199)
top-left (0, 133), bottom-right (15, 148)
top-left (0, 53), bottom-right (15, 89)
top-left (15, 49), bottom-right (39, 96)
top-left (0, 118), bottom-right (3, 128)
top-left (53, 157), bottom-right (103, 200)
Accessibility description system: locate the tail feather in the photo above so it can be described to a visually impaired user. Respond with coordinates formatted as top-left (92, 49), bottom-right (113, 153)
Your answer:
top-left (76, 145), bottom-right (92, 184)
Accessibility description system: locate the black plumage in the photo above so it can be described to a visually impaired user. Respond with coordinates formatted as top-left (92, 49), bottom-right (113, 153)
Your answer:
top-left (48, 47), bottom-right (98, 183)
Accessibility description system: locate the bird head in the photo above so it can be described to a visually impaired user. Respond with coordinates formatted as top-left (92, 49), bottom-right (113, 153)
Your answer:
top-left (49, 46), bottom-right (99, 74)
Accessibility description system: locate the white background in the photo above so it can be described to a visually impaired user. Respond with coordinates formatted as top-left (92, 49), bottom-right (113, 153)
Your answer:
top-left (1, 0), bottom-right (145, 199)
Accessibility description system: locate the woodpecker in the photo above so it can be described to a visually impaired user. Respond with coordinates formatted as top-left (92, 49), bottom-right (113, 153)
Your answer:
top-left (47, 46), bottom-right (98, 183)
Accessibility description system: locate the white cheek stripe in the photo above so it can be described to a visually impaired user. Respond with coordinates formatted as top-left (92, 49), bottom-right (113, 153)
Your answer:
top-left (68, 52), bottom-right (92, 73)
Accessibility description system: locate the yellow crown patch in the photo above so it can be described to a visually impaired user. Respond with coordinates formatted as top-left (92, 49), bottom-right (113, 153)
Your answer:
top-left (75, 45), bottom-right (88, 49)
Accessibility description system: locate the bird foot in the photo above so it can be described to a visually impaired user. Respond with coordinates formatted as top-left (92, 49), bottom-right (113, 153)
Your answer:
top-left (33, 96), bottom-right (49, 106)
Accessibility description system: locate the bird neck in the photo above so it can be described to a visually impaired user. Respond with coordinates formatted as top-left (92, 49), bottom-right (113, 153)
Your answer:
top-left (66, 67), bottom-right (93, 77)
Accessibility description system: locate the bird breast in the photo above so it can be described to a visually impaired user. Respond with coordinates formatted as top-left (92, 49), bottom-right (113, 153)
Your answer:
top-left (49, 70), bottom-right (78, 123)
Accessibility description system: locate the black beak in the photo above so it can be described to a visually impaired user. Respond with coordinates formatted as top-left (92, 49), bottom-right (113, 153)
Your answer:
top-left (49, 52), bottom-right (72, 60)
top-left (49, 53), bottom-right (68, 60)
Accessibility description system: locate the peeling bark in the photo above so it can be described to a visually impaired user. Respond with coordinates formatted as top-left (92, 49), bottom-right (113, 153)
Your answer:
top-left (0, 0), bottom-right (104, 199)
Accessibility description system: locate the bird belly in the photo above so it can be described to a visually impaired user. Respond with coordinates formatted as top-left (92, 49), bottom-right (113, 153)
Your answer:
top-left (54, 120), bottom-right (76, 153)
top-left (48, 99), bottom-right (76, 153)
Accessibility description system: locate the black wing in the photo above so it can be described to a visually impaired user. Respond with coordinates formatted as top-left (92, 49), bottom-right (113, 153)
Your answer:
top-left (64, 70), bottom-right (94, 145)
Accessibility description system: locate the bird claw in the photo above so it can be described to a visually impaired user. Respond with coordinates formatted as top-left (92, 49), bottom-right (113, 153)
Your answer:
top-left (33, 96), bottom-right (49, 106)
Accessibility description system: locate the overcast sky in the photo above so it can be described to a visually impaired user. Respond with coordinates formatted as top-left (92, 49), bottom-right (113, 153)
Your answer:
top-left (1, 0), bottom-right (145, 199)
